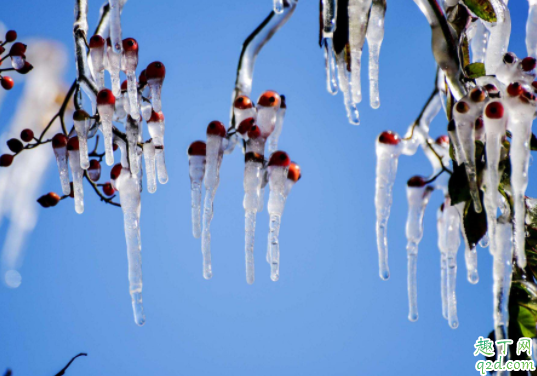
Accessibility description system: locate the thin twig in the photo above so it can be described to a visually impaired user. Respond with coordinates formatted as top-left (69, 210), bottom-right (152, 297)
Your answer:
top-left (403, 86), bottom-right (440, 141)
top-left (425, 139), bottom-right (452, 175)
top-left (84, 171), bottom-right (121, 207)
top-left (54, 353), bottom-right (87, 376)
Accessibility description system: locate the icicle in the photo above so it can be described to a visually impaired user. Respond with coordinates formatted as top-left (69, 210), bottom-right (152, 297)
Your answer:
top-left (109, 0), bottom-right (123, 53)
top-left (348, 0), bottom-right (373, 104)
top-left (107, 41), bottom-right (122, 97)
top-left (266, 152), bottom-right (291, 282)
top-left (116, 167), bottom-right (145, 326)
top-left (274, 0), bottom-right (284, 13)
top-left (96, 89), bottom-right (116, 166)
top-left (323, 39), bottom-right (338, 95)
top-left (256, 91), bottom-right (281, 139)
top-left (122, 38), bottom-right (140, 120)
top-left (505, 86), bottom-right (536, 269)
top-left (146, 62), bottom-right (166, 113)
top-left (492, 213), bottom-right (514, 344)
top-left (67, 137), bottom-right (84, 214)
top-left (201, 122), bottom-right (226, 279)
top-left (470, 20), bottom-right (489, 64)
top-left (257, 166), bottom-right (268, 213)
top-left (366, 0), bottom-right (386, 109)
top-left (147, 110), bottom-right (167, 184)
top-left (73, 110), bottom-right (91, 170)
top-left (437, 204), bottom-right (448, 320)
top-left (456, 202), bottom-right (479, 284)
top-left (141, 99), bottom-right (152, 121)
top-left (375, 131), bottom-right (402, 280)
top-left (126, 115), bottom-right (140, 175)
top-left (114, 137), bottom-right (129, 168)
top-left (89, 35), bottom-right (106, 89)
top-left (336, 51), bottom-right (360, 125)
top-left (268, 95), bottom-right (286, 154)
top-left (484, 0), bottom-right (511, 75)
top-left (188, 142), bottom-right (206, 239)
top-left (483, 100), bottom-right (506, 245)
top-left (527, 0), bottom-right (537, 58)
top-left (453, 90), bottom-right (487, 214)
top-left (445, 202), bottom-right (461, 329)
top-left (243, 152), bottom-right (264, 284)
top-left (143, 141), bottom-right (157, 194)
top-left (405, 177), bottom-right (433, 322)
top-left (52, 133), bottom-right (70, 195)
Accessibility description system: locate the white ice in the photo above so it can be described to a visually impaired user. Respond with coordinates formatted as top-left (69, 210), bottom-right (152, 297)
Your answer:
top-left (68, 147), bottom-right (84, 214)
top-left (444, 202), bottom-right (461, 329)
top-left (336, 51), bottom-right (360, 125)
top-left (244, 160), bottom-right (264, 284)
top-left (268, 104), bottom-right (286, 154)
top-left (348, 0), bottom-right (373, 104)
top-left (366, 0), bottom-right (386, 109)
top-left (484, 0), bottom-right (511, 75)
top-left (189, 154), bottom-right (206, 239)
top-left (53, 144), bottom-right (71, 195)
top-left (456, 202), bottom-right (479, 284)
top-left (267, 164), bottom-right (289, 282)
top-left (98, 102), bottom-right (115, 166)
top-left (143, 141), bottom-right (157, 194)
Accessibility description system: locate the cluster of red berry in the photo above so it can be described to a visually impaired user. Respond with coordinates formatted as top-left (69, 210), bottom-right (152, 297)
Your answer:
top-left (0, 30), bottom-right (33, 90)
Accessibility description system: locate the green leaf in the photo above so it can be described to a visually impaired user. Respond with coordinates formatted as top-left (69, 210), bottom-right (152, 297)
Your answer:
top-left (465, 62), bottom-right (486, 79)
top-left (517, 305), bottom-right (537, 338)
top-left (463, 195), bottom-right (487, 248)
top-left (462, 0), bottom-right (497, 23)
top-left (448, 163), bottom-right (471, 205)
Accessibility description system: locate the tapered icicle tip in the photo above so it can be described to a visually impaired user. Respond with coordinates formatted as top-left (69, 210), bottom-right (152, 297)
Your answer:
top-left (188, 141), bottom-right (207, 156)
top-left (97, 89), bottom-right (116, 105)
top-left (257, 90), bottom-right (281, 107)
top-left (408, 313), bottom-right (419, 322)
top-left (449, 320), bottom-right (459, 329)
top-left (207, 121), bottom-right (227, 137)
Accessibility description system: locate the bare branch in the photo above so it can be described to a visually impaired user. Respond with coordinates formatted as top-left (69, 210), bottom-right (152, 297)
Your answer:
top-left (54, 353), bottom-right (87, 376)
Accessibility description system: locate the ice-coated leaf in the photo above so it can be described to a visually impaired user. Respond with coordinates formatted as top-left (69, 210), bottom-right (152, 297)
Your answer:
top-left (449, 163), bottom-right (471, 205)
top-left (333, 0), bottom-right (349, 54)
top-left (463, 194), bottom-right (487, 248)
top-left (464, 62), bottom-right (486, 79)
top-left (462, 0), bottom-right (497, 23)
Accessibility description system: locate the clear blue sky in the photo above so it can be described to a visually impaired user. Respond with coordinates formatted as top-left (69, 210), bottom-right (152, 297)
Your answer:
top-left (0, 1), bottom-right (534, 375)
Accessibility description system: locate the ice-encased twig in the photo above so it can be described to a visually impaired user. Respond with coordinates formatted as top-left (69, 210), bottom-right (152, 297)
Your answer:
top-left (143, 141), bottom-right (156, 193)
top-left (97, 98), bottom-right (115, 166)
top-left (74, 0), bottom-right (98, 102)
top-left (147, 112), bottom-right (168, 184)
top-left (336, 51), bottom-right (360, 125)
top-left (117, 168), bottom-right (145, 326)
top-left (53, 139), bottom-right (71, 195)
top-left (470, 20), bottom-right (489, 64)
top-left (268, 99), bottom-right (286, 154)
top-left (406, 183), bottom-right (432, 322)
top-left (231, 0), bottom-right (297, 125)
top-left (109, 0), bottom-right (123, 53)
top-left (321, 0), bottom-right (338, 94)
top-left (267, 164), bottom-right (289, 282)
top-left (366, 0), bottom-right (386, 109)
top-left (348, 0), bottom-right (373, 104)
top-left (375, 138), bottom-right (402, 280)
top-left (126, 116), bottom-right (140, 175)
top-left (484, 0), bottom-right (511, 75)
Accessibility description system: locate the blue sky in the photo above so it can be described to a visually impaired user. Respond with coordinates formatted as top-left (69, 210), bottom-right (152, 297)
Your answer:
top-left (0, 1), bottom-right (535, 375)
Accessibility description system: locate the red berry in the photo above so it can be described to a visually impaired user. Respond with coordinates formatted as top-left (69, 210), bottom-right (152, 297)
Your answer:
top-left (102, 182), bottom-right (115, 196)
top-left (188, 141), bottom-right (206, 156)
top-left (138, 70), bottom-right (147, 87)
top-left (507, 82), bottom-right (523, 97)
top-left (9, 42), bottom-right (26, 56)
top-left (52, 133), bottom-right (68, 148)
top-left (88, 160), bottom-right (101, 181)
top-left (7, 138), bottom-right (23, 153)
top-left (455, 101), bottom-right (470, 113)
top-left (37, 192), bottom-right (61, 208)
top-left (521, 57), bottom-right (537, 72)
top-left (20, 129), bottom-right (34, 142)
top-left (234, 95), bottom-right (253, 110)
top-left (521, 91), bottom-right (536, 104)
top-left (503, 52), bottom-right (516, 64)
top-left (5, 30), bottom-right (17, 43)
top-left (378, 131), bottom-right (400, 145)
top-left (207, 121), bottom-right (226, 137)
top-left (16, 61), bottom-right (33, 74)
top-left (484, 84), bottom-right (500, 96)
top-left (1, 76), bottom-right (14, 90)
top-left (257, 91), bottom-right (281, 107)
top-left (407, 175), bottom-right (427, 187)
top-left (245, 152), bottom-right (264, 164)
top-left (287, 162), bottom-right (301, 182)
top-left (470, 87), bottom-right (486, 103)
top-left (67, 137), bottom-right (80, 151)
top-left (247, 125), bottom-right (261, 139)
top-left (435, 135), bottom-right (450, 146)
top-left (0, 154), bottom-right (14, 167)
top-left (238, 117), bottom-right (255, 135)
top-left (268, 151), bottom-right (290, 167)
top-left (89, 35), bottom-right (105, 48)
top-left (110, 164), bottom-right (122, 180)
top-left (485, 101), bottom-right (504, 119)
top-left (113, 143), bottom-right (118, 152)
top-left (146, 61), bottom-right (166, 80)
top-left (474, 117), bottom-right (484, 130)
top-left (121, 79), bottom-right (128, 92)
top-left (73, 109), bottom-right (90, 121)
top-left (122, 38), bottom-right (138, 52)
top-left (149, 110), bottom-right (165, 123)
top-left (97, 89), bottom-right (115, 105)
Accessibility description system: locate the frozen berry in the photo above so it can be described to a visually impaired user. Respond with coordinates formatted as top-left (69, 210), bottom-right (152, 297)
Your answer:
top-left (245, 152), bottom-right (264, 163)
top-left (7, 138), bottom-right (23, 153)
top-left (121, 79), bottom-right (128, 92)
top-left (146, 61), bottom-right (166, 80)
top-left (407, 175), bottom-right (427, 187)
top-left (16, 61), bottom-right (33, 74)
top-left (484, 84), bottom-right (500, 97)
top-left (0, 154), bottom-right (14, 167)
top-left (268, 151), bottom-right (290, 167)
top-left (238, 117), bottom-right (255, 135)
top-left (287, 162), bottom-right (301, 182)
top-left (97, 89), bottom-right (115, 105)
top-left (73, 109), bottom-right (90, 121)
top-left (257, 90), bottom-right (280, 107)
top-left (1, 76), bottom-right (14, 90)
top-left (521, 57), bottom-right (536, 72)
top-left (507, 82), bottom-right (523, 97)
top-left (435, 135), bottom-right (450, 146)
top-left (37, 192), bottom-right (61, 208)
top-left (138, 70), bottom-right (147, 87)
top-left (88, 160), bottom-right (101, 181)
top-left (503, 52), bottom-right (516, 64)
top-left (247, 125), bottom-right (261, 139)
top-left (122, 38), bottom-right (138, 52)
top-left (234, 95), bottom-right (253, 109)
top-left (9, 42), bottom-right (26, 56)
top-left (207, 121), bottom-right (226, 137)
top-left (149, 110), bottom-right (164, 123)
top-left (485, 101), bottom-right (504, 119)
top-left (5, 30), bottom-right (17, 43)
top-left (455, 101), bottom-right (470, 113)
top-left (102, 182), bottom-right (115, 196)
top-left (475, 117), bottom-right (484, 130)
top-left (378, 131), bottom-right (400, 145)
top-left (188, 141), bottom-right (206, 156)
top-left (110, 163), bottom-right (122, 180)
top-left (89, 35), bottom-right (105, 48)
top-left (67, 137), bottom-right (79, 151)
top-left (20, 129), bottom-right (34, 142)
top-left (470, 87), bottom-right (486, 103)
top-left (52, 133), bottom-right (68, 148)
